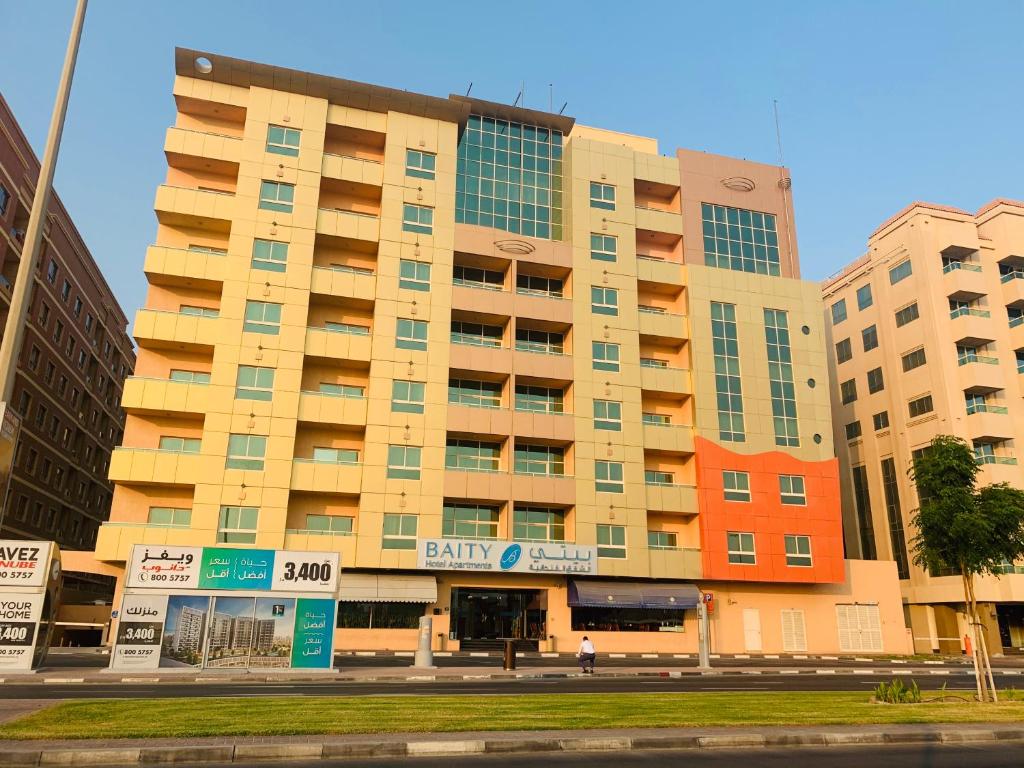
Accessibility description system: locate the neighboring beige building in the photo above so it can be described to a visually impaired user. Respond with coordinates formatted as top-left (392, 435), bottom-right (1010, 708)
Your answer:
top-left (823, 199), bottom-right (1024, 654)
top-left (87, 48), bottom-right (908, 656)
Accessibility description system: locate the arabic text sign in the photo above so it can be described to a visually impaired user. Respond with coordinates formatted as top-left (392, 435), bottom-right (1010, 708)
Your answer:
top-left (113, 594), bottom-right (167, 670)
top-left (0, 594), bottom-right (42, 671)
top-left (0, 541), bottom-right (52, 588)
top-left (291, 598), bottom-right (335, 668)
top-left (417, 539), bottom-right (597, 574)
top-left (127, 546), bottom-right (338, 593)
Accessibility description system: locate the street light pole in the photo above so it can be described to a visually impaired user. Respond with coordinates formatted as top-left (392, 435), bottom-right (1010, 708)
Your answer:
top-left (0, 0), bottom-right (88, 402)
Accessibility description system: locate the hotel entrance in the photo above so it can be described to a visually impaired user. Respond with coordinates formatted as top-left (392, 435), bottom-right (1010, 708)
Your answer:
top-left (449, 588), bottom-right (546, 650)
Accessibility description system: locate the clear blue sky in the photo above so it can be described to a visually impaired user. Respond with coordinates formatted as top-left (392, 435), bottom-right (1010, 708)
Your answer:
top-left (3, 0), bottom-right (1023, 316)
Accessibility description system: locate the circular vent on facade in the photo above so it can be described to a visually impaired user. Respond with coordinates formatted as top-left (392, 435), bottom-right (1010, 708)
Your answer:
top-left (494, 239), bottom-right (536, 255)
top-left (721, 176), bottom-right (755, 192)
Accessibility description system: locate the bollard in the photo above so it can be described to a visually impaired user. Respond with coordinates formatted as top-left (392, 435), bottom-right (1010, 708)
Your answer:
top-left (503, 639), bottom-right (516, 670)
top-left (412, 615), bottom-right (436, 668)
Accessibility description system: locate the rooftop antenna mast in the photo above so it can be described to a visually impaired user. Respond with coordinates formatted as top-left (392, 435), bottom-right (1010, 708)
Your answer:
top-left (773, 98), bottom-right (796, 275)
top-left (773, 99), bottom-right (785, 166)
top-left (465, 82), bottom-right (473, 96)
top-left (549, 84), bottom-right (553, 113)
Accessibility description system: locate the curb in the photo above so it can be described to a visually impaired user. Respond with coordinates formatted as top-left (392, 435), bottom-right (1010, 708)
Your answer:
top-left (7, 727), bottom-right (1024, 765)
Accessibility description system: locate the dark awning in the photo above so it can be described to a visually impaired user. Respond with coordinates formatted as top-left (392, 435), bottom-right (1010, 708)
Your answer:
top-left (568, 580), bottom-right (700, 610)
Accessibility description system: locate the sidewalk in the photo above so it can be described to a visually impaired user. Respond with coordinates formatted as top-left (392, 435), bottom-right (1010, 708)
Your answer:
top-left (4, 722), bottom-right (1024, 765)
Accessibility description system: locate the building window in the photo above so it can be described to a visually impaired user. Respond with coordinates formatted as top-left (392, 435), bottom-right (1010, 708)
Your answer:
top-left (27, 345), bottom-right (40, 370)
top-left (446, 439), bottom-right (501, 472)
top-left (764, 308), bottom-right (799, 447)
top-left (861, 325), bottom-right (879, 351)
top-left (514, 443), bottom-right (563, 476)
top-left (387, 445), bottom-right (421, 479)
top-left (266, 125), bottom-right (300, 156)
top-left (44, 361), bottom-right (55, 385)
top-left (872, 411), bottom-right (889, 431)
top-left (158, 436), bottom-right (201, 453)
top-left (53, 320), bottom-right (63, 343)
top-left (226, 434), bottom-right (267, 470)
top-left (836, 338), bottom-right (852, 364)
top-left (642, 412), bottom-right (671, 426)
top-left (455, 264), bottom-right (503, 290)
top-left (305, 515), bottom-right (353, 534)
top-left (453, 320), bottom-right (503, 348)
top-left (901, 347), bottom-right (927, 372)
top-left (512, 506), bottom-right (564, 542)
top-left (235, 365), bottom-right (274, 400)
top-left (169, 369), bottom-right (211, 384)
top-left (47, 260), bottom-right (59, 284)
top-left (851, 465), bottom-right (877, 559)
top-left (867, 367), bottom-right (885, 393)
top-left (712, 302), bottom-right (745, 441)
top-left (243, 301), bottom-right (282, 334)
top-left (880, 457), bottom-right (910, 580)
top-left (591, 286), bottom-right (618, 316)
top-left (61, 279), bottom-right (71, 302)
top-left (908, 394), bottom-right (934, 418)
top-left (442, 503), bottom-right (498, 539)
top-left (392, 380), bottom-right (425, 413)
top-left (251, 239), bottom-right (288, 272)
top-left (845, 421), bottom-right (862, 440)
top-left (396, 318), bottom-right (428, 351)
top-left (0, 184), bottom-right (8, 215)
top-left (84, 313), bottom-right (93, 332)
top-left (72, 296), bottom-right (83, 317)
top-left (382, 513), bottom-right (418, 549)
top-left (593, 399), bottom-right (622, 431)
top-left (591, 233), bottom-right (617, 262)
top-left (402, 203), bottom-right (433, 235)
top-left (856, 284), bottom-right (873, 310)
top-left (148, 507), bottom-right (192, 527)
top-left (889, 260), bottom-right (912, 284)
top-left (515, 327), bottom-right (562, 354)
top-left (597, 524), bottom-right (626, 558)
top-left (595, 460), bottom-right (624, 493)
top-left (592, 342), bottom-right (620, 372)
top-left (723, 470), bottom-right (751, 502)
top-left (647, 530), bottom-right (677, 550)
top-left (218, 506), bottom-right (258, 544)
top-left (517, 272), bottom-right (562, 297)
top-left (514, 384), bottom-right (562, 413)
top-left (784, 535), bottom-right (812, 567)
top-left (831, 299), bottom-right (847, 324)
top-left (727, 532), bottom-right (756, 564)
top-left (840, 379), bottom-right (857, 404)
top-left (406, 149), bottom-right (436, 180)
top-left (779, 475), bottom-right (806, 505)
top-left (399, 259), bottom-right (431, 291)
top-left (702, 203), bottom-right (780, 276)
top-left (590, 181), bottom-right (615, 210)
top-left (895, 302), bottom-right (919, 327)
top-left (258, 181), bottom-right (294, 213)
top-left (450, 378), bottom-right (502, 409)
top-left (38, 301), bottom-right (50, 328)
top-left (645, 469), bottom-right (674, 485)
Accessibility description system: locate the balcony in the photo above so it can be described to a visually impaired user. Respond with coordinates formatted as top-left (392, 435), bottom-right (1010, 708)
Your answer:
top-left (133, 308), bottom-right (218, 352)
top-left (449, 343), bottom-right (513, 375)
top-left (443, 468), bottom-right (513, 502)
top-left (942, 260), bottom-right (986, 297)
top-left (164, 126), bottom-right (242, 167)
top-left (511, 472), bottom-right (575, 506)
top-left (95, 521), bottom-right (211, 563)
top-left (451, 284), bottom-right (515, 318)
top-left (512, 346), bottom-right (574, 380)
top-left (447, 403), bottom-right (513, 437)
top-left (514, 292), bottom-right (572, 325)
top-left (121, 376), bottom-right (209, 417)
top-left (310, 265), bottom-right (376, 302)
top-left (958, 357), bottom-right (1005, 392)
top-left (642, 423), bottom-right (694, 453)
top-left (321, 153), bottom-right (384, 187)
top-left (144, 245), bottom-right (226, 289)
top-left (635, 206), bottom-right (683, 236)
top-left (316, 207), bottom-right (379, 243)
top-left (638, 309), bottom-right (687, 341)
top-left (154, 185), bottom-right (235, 231)
top-left (640, 365), bottom-right (692, 396)
top-left (283, 529), bottom-right (357, 560)
top-left (966, 409), bottom-right (1013, 442)
top-left (297, 390), bottom-right (368, 427)
top-left (637, 256), bottom-right (685, 287)
top-left (646, 483), bottom-right (698, 514)
top-left (108, 447), bottom-right (203, 486)
top-left (512, 409), bottom-right (574, 442)
top-left (1002, 272), bottom-right (1024, 307)
top-left (976, 457), bottom-right (1021, 485)
top-left (291, 458), bottom-right (363, 493)
top-left (649, 546), bottom-right (702, 580)
top-left (948, 307), bottom-right (994, 346)
top-left (305, 326), bottom-right (372, 363)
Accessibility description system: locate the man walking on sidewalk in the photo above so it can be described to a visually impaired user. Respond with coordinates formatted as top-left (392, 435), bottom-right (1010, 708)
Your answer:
top-left (577, 636), bottom-right (596, 674)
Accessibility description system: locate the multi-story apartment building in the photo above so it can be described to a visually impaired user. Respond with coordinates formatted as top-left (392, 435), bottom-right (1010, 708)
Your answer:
top-left (0, 94), bottom-right (134, 593)
top-left (91, 48), bottom-right (906, 655)
top-left (823, 200), bottom-right (1024, 654)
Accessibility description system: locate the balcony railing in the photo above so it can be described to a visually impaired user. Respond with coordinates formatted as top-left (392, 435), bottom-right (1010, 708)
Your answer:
top-left (285, 528), bottom-right (355, 536)
top-left (323, 151), bottom-right (383, 165)
top-left (294, 457), bottom-right (361, 466)
top-left (516, 287), bottom-right (565, 299)
top-left (300, 388), bottom-right (365, 400)
top-left (451, 333), bottom-right (503, 348)
top-left (640, 358), bottom-right (669, 369)
top-left (942, 261), bottom-right (982, 274)
top-left (967, 404), bottom-right (1009, 415)
top-left (958, 355), bottom-right (999, 366)
top-left (454, 276), bottom-right (505, 291)
top-left (1001, 270), bottom-right (1024, 283)
top-left (514, 341), bottom-right (565, 355)
top-left (444, 464), bottom-right (502, 474)
top-left (950, 307), bottom-right (991, 319)
top-left (314, 264), bottom-right (374, 276)
top-left (976, 455), bottom-right (1018, 465)
top-left (638, 305), bottom-right (666, 314)
top-left (318, 206), bottom-right (379, 219)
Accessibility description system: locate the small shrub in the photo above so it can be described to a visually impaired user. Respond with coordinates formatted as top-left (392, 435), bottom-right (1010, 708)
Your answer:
top-left (874, 678), bottom-right (922, 704)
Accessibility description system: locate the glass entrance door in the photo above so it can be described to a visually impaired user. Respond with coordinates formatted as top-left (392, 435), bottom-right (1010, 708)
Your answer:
top-left (450, 588), bottom-right (546, 641)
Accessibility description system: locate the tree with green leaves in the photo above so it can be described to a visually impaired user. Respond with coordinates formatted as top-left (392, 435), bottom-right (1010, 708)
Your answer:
top-left (910, 435), bottom-right (1024, 702)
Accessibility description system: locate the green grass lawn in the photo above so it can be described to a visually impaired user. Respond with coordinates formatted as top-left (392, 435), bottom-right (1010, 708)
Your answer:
top-left (3, 691), bottom-right (1024, 740)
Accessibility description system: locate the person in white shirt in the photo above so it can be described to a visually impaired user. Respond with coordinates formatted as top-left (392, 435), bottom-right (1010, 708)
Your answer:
top-left (577, 636), bottom-right (596, 674)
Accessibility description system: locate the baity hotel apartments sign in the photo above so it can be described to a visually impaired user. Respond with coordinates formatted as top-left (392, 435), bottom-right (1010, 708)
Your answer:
top-left (111, 545), bottom-right (339, 673)
top-left (418, 540), bottom-right (597, 574)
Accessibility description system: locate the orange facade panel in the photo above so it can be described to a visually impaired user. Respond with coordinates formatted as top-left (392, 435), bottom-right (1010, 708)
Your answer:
top-left (695, 437), bottom-right (845, 584)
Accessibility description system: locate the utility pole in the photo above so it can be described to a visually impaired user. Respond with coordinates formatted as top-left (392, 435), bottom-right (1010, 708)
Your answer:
top-left (0, 0), bottom-right (88, 403)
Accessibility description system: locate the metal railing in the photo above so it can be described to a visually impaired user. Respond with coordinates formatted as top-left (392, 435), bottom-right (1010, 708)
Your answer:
top-left (966, 404), bottom-right (1009, 415)
top-left (958, 355), bottom-right (999, 366)
top-left (942, 261), bottom-right (982, 274)
top-left (322, 152), bottom-right (383, 165)
top-left (949, 307), bottom-right (990, 319)
top-left (318, 207), bottom-right (380, 219)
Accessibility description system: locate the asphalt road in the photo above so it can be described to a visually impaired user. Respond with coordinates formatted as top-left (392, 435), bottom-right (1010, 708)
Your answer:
top-left (0, 673), bottom-right (990, 700)
top-left (224, 744), bottom-right (1024, 767)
